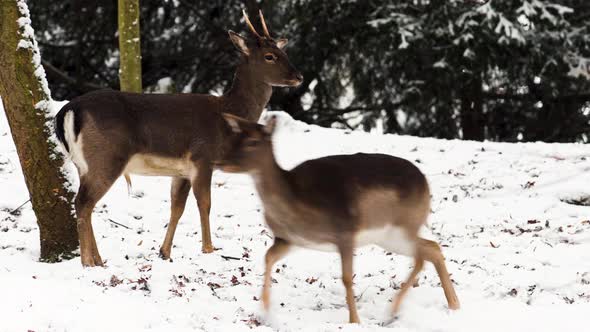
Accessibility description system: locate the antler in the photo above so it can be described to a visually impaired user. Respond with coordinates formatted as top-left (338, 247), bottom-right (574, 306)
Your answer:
top-left (258, 10), bottom-right (272, 39)
top-left (242, 10), bottom-right (261, 39)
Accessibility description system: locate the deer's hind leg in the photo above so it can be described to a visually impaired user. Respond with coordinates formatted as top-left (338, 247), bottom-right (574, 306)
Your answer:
top-left (160, 177), bottom-right (191, 259)
top-left (417, 238), bottom-right (460, 310)
top-left (374, 226), bottom-right (423, 316)
top-left (75, 160), bottom-right (125, 267)
top-left (386, 237), bottom-right (460, 315)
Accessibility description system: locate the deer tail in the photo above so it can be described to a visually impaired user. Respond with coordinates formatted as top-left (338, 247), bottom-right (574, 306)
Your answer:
top-left (124, 173), bottom-right (132, 195)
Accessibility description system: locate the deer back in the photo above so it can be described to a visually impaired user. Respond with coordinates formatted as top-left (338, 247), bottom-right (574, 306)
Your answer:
top-left (278, 153), bottom-right (430, 235)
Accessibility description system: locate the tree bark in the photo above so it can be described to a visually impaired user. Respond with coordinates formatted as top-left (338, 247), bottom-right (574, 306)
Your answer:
top-left (118, 0), bottom-right (142, 92)
top-left (0, 0), bottom-right (78, 261)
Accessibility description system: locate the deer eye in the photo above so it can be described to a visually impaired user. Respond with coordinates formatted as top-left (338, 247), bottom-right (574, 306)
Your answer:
top-left (264, 53), bottom-right (276, 62)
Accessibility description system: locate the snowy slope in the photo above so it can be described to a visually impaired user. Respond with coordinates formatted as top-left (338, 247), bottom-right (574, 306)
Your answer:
top-left (1, 100), bottom-right (589, 332)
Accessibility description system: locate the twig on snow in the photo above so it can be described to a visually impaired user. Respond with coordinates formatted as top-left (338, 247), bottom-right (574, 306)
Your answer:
top-left (9, 199), bottom-right (31, 215)
top-left (220, 255), bottom-right (241, 261)
top-left (107, 218), bottom-right (131, 229)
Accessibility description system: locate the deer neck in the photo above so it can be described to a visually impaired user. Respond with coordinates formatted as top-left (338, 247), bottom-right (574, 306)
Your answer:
top-left (251, 146), bottom-right (293, 212)
top-left (223, 63), bottom-right (273, 121)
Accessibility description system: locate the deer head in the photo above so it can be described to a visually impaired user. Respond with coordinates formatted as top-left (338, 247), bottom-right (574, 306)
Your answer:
top-left (228, 10), bottom-right (303, 87)
top-left (217, 113), bottom-right (277, 172)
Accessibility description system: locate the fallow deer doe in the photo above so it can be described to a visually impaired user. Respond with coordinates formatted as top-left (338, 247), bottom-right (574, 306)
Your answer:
top-left (216, 114), bottom-right (460, 323)
top-left (54, 10), bottom-right (302, 267)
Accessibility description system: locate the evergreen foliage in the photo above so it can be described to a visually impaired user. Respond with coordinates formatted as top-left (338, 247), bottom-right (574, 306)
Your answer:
top-left (30, 0), bottom-right (590, 142)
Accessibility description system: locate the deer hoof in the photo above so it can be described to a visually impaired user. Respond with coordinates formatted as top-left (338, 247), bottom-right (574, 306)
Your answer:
top-left (92, 255), bottom-right (104, 267)
top-left (448, 301), bottom-right (461, 310)
top-left (81, 255), bottom-right (103, 267)
top-left (381, 315), bottom-right (398, 327)
top-left (93, 254), bottom-right (104, 267)
top-left (81, 258), bottom-right (94, 267)
top-left (159, 247), bottom-right (171, 260)
top-left (201, 245), bottom-right (215, 254)
top-left (261, 293), bottom-right (270, 311)
top-left (349, 316), bottom-right (361, 324)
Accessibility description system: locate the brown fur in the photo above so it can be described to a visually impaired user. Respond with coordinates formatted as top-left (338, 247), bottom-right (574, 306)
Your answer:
top-left (216, 115), bottom-right (460, 323)
top-left (57, 15), bottom-right (302, 267)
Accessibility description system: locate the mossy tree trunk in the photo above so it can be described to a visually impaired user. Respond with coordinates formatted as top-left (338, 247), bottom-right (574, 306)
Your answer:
top-left (0, 0), bottom-right (78, 262)
top-left (118, 0), bottom-right (142, 92)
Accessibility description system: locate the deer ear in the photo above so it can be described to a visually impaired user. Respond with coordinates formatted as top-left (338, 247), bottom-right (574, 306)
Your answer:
top-left (275, 38), bottom-right (288, 49)
top-left (222, 113), bottom-right (243, 133)
top-left (228, 30), bottom-right (249, 55)
top-left (264, 115), bottom-right (277, 135)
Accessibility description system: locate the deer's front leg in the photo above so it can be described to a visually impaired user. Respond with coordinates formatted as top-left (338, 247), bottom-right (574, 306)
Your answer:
top-left (392, 256), bottom-right (424, 315)
top-left (261, 237), bottom-right (290, 311)
top-left (193, 164), bottom-right (214, 253)
top-left (339, 242), bottom-right (360, 324)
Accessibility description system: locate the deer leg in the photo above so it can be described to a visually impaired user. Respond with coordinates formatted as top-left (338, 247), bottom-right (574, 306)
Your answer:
top-left (392, 256), bottom-right (424, 315)
top-left (75, 175), bottom-right (116, 267)
top-left (192, 164), bottom-right (214, 253)
top-left (160, 177), bottom-right (191, 259)
top-left (339, 243), bottom-right (360, 324)
top-left (261, 238), bottom-right (290, 311)
top-left (88, 221), bottom-right (101, 264)
top-left (417, 238), bottom-right (460, 310)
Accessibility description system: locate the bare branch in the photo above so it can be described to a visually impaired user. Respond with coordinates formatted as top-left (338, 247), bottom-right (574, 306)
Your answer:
top-left (41, 60), bottom-right (104, 91)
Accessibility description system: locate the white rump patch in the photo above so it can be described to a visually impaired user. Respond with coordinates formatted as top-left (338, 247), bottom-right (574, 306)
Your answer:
top-left (356, 225), bottom-right (416, 256)
top-left (63, 111), bottom-right (88, 176)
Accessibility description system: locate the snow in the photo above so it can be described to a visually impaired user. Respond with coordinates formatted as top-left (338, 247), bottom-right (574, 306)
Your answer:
top-left (516, 0), bottom-right (573, 25)
top-left (11, 1), bottom-right (78, 196)
top-left (16, 0), bottom-right (51, 99)
top-left (567, 55), bottom-right (590, 80)
top-left (1, 100), bottom-right (590, 331)
top-left (148, 77), bottom-right (174, 93)
top-left (494, 16), bottom-right (525, 45)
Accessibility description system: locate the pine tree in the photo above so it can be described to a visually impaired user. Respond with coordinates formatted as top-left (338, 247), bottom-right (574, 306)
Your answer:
top-left (29, 0), bottom-right (590, 142)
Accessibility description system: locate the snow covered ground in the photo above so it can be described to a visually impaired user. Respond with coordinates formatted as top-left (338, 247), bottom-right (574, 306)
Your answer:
top-left (1, 101), bottom-right (589, 332)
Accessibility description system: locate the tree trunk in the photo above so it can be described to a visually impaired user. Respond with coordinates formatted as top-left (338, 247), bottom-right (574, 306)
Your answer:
top-left (460, 73), bottom-right (485, 141)
top-left (0, 0), bottom-right (78, 261)
top-left (118, 0), bottom-right (142, 92)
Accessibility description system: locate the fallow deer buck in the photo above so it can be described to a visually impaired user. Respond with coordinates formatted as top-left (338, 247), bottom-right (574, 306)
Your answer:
top-left (54, 10), bottom-right (302, 267)
top-left (216, 114), bottom-right (460, 324)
